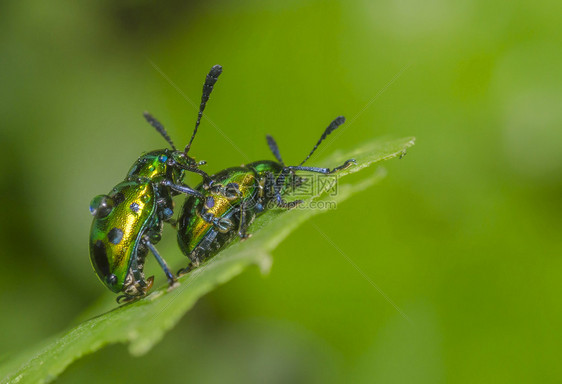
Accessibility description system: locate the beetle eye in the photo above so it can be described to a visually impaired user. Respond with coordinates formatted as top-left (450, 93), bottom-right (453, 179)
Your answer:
top-left (89, 195), bottom-right (115, 218)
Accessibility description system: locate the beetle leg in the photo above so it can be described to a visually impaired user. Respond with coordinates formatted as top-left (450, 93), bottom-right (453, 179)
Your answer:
top-left (272, 170), bottom-right (302, 209)
top-left (177, 252), bottom-right (202, 276)
top-left (177, 264), bottom-right (193, 276)
top-left (273, 170), bottom-right (287, 196)
top-left (161, 179), bottom-right (204, 198)
top-left (177, 164), bottom-right (212, 185)
top-left (199, 209), bottom-right (215, 224)
top-left (117, 294), bottom-right (135, 304)
top-left (286, 159), bottom-right (356, 174)
top-left (214, 217), bottom-right (234, 233)
top-left (237, 200), bottom-right (253, 240)
top-left (155, 196), bottom-right (177, 228)
top-left (257, 174), bottom-right (267, 198)
top-left (198, 207), bottom-right (235, 233)
top-left (224, 183), bottom-right (242, 200)
top-left (275, 195), bottom-right (303, 209)
top-left (209, 182), bottom-right (241, 200)
top-left (177, 259), bottom-right (198, 276)
top-left (142, 236), bottom-right (177, 287)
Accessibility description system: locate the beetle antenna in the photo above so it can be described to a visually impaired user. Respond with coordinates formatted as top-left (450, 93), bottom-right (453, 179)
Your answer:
top-left (299, 116), bottom-right (345, 166)
top-left (184, 65), bottom-right (223, 155)
top-left (266, 135), bottom-right (284, 165)
top-left (143, 112), bottom-right (177, 150)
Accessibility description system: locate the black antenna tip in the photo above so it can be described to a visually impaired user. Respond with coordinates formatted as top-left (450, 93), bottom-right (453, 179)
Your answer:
top-left (266, 134), bottom-right (285, 165)
top-left (143, 111), bottom-right (159, 126)
top-left (297, 115), bottom-right (347, 166)
top-left (184, 65), bottom-right (224, 155)
top-left (326, 116), bottom-right (346, 134)
top-left (210, 65), bottom-right (223, 76)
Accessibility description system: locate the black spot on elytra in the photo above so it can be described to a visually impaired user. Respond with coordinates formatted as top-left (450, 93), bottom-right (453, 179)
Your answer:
top-left (93, 240), bottom-right (110, 278)
top-left (112, 192), bottom-right (125, 206)
top-left (108, 227), bottom-right (124, 244)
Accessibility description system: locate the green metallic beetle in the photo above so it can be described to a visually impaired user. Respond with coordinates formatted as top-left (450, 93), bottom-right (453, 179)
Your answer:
top-left (177, 115), bottom-right (355, 274)
top-left (89, 65), bottom-right (222, 303)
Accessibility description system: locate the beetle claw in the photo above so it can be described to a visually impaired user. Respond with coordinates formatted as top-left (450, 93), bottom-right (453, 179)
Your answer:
top-left (145, 276), bottom-right (155, 292)
top-left (177, 263), bottom-right (194, 276)
top-left (239, 233), bottom-right (252, 241)
top-left (167, 280), bottom-right (180, 291)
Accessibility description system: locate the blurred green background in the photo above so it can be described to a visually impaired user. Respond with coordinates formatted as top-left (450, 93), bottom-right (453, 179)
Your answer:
top-left (1, 0), bottom-right (561, 382)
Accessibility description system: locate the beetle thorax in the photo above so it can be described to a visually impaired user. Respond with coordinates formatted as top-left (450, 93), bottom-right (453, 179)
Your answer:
top-left (127, 149), bottom-right (172, 181)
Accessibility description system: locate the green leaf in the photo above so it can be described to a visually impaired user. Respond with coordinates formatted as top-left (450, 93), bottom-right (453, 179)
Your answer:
top-left (0, 137), bottom-right (415, 384)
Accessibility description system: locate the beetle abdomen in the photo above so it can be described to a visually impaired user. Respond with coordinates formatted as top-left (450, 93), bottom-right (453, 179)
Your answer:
top-left (177, 167), bottom-right (258, 262)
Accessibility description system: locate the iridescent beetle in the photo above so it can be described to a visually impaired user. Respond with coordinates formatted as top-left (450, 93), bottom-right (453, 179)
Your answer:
top-left (177, 113), bottom-right (356, 273)
top-left (89, 65), bottom-right (222, 303)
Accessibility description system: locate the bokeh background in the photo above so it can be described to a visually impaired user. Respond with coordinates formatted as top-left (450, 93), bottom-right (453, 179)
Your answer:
top-left (1, 0), bottom-right (561, 382)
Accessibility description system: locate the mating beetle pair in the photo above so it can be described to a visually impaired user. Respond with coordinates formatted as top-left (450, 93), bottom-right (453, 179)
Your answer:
top-left (89, 65), bottom-right (221, 302)
top-left (89, 65), bottom-right (355, 303)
